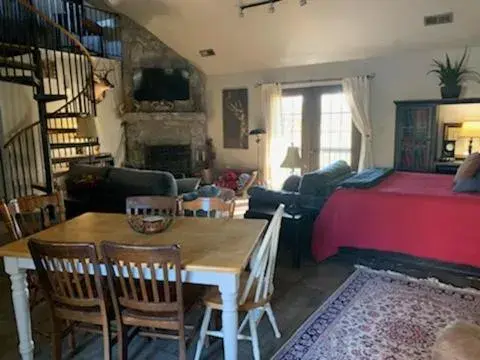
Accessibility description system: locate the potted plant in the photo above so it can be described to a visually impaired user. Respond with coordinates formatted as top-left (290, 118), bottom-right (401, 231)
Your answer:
top-left (428, 47), bottom-right (480, 99)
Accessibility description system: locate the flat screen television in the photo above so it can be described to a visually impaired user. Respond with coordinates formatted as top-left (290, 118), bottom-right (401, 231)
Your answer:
top-left (133, 68), bottom-right (190, 101)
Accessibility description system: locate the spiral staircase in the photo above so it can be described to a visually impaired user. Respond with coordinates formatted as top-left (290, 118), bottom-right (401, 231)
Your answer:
top-left (0, 0), bottom-right (120, 200)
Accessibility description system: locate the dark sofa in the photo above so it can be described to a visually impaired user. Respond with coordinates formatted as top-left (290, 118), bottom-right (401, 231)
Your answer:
top-left (244, 160), bottom-right (354, 265)
top-left (61, 164), bottom-right (198, 217)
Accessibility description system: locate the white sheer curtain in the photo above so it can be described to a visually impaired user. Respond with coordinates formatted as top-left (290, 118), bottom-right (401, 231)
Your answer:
top-left (342, 76), bottom-right (374, 171)
top-left (260, 83), bottom-right (282, 188)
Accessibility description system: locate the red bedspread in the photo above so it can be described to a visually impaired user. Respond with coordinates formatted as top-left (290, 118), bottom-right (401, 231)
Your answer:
top-left (312, 172), bottom-right (480, 267)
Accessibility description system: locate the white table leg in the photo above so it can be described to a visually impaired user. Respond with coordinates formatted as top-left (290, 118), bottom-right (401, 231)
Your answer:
top-left (5, 258), bottom-right (34, 360)
top-left (219, 274), bottom-right (239, 360)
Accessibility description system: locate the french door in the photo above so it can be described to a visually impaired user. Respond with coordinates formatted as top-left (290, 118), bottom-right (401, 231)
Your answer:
top-left (301, 85), bottom-right (354, 173)
top-left (270, 85), bottom-right (355, 189)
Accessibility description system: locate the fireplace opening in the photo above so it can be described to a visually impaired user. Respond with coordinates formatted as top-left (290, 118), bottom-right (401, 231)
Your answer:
top-left (145, 145), bottom-right (192, 178)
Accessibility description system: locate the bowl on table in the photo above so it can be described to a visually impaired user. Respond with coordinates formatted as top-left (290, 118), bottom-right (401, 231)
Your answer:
top-left (127, 215), bottom-right (174, 234)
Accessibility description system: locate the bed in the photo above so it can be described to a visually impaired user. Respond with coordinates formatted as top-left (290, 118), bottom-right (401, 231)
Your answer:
top-left (312, 171), bottom-right (480, 267)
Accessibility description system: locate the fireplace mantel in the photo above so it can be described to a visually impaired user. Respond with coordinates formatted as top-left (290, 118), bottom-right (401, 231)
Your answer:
top-left (123, 112), bottom-right (206, 123)
top-left (123, 112), bottom-right (207, 171)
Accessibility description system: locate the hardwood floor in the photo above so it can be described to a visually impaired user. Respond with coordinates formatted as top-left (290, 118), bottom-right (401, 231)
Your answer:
top-left (0, 240), bottom-right (354, 360)
top-left (0, 227), bottom-right (478, 359)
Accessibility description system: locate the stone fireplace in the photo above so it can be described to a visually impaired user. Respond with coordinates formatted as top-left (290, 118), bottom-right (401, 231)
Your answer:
top-left (123, 112), bottom-right (207, 175)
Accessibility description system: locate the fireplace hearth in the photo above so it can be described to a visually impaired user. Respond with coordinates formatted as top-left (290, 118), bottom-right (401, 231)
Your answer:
top-left (145, 145), bottom-right (192, 178)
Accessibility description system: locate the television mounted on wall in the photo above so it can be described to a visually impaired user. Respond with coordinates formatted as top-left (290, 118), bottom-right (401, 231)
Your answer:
top-left (133, 68), bottom-right (190, 101)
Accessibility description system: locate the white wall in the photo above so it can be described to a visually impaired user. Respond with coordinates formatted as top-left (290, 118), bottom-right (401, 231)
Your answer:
top-left (206, 45), bottom-right (480, 170)
top-left (93, 58), bottom-right (125, 165)
top-left (0, 82), bottom-right (37, 142)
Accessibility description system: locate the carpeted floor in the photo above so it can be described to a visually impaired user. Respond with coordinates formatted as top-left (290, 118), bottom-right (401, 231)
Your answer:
top-left (274, 267), bottom-right (480, 360)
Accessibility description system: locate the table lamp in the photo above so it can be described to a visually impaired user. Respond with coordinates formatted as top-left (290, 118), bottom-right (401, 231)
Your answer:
top-left (459, 121), bottom-right (480, 154)
top-left (280, 145), bottom-right (302, 174)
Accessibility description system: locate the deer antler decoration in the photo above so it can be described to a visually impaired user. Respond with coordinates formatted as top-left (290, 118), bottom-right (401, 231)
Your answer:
top-left (92, 68), bottom-right (115, 104)
top-left (227, 98), bottom-right (248, 147)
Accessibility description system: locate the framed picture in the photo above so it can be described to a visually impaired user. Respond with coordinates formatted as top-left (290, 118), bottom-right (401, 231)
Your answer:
top-left (222, 88), bottom-right (248, 149)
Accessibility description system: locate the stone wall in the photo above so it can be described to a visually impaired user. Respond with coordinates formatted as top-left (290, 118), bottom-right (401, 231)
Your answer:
top-left (121, 15), bottom-right (206, 113)
top-left (123, 112), bottom-right (206, 172)
top-left (120, 15), bottom-right (207, 171)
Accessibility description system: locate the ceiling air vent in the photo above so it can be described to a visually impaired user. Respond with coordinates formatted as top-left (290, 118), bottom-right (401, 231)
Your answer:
top-left (424, 12), bottom-right (454, 26)
top-left (199, 49), bottom-right (215, 57)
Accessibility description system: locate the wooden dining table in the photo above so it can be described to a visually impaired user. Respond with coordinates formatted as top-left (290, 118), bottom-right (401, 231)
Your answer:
top-left (0, 212), bottom-right (268, 360)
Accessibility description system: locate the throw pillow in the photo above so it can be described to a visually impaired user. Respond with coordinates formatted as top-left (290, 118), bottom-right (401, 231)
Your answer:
top-left (237, 173), bottom-right (251, 190)
top-left (453, 171), bottom-right (480, 193)
top-left (215, 170), bottom-right (238, 191)
top-left (454, 152), bottom-right (480, 183)
top-left (282, 175), bottom-right (301, 192)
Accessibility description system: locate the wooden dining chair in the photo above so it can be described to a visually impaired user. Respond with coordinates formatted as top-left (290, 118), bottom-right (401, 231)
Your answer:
top-left (194, 204), bottom-right (285, 360)
top-left (0, 200), bottom-right (19, 242)
top-left (101, 242), bottom-right (204, 360)
top-left (28, 238), bottom-right (113, 360)
top-left (180, 197), bottom-right (235, 218)
top-left (126, 196), bottom-right (178, 216)
top-left (9, 191), bottom-right (66, 237)
top-left (1, 192), bottom-right (66, 310)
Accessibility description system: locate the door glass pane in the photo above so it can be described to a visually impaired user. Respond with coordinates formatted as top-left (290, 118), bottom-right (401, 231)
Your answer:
top-left (319, 92), bottom-right (352, 168)
top-left (270, 95), bottom-right (303, 189)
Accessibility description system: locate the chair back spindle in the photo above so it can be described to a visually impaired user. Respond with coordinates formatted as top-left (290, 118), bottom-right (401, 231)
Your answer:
top-left (101, 242), bottom-right (184, 326)
top-left (28, 239), bottom-right (106, 309)
top-left (180, 197), bottom-right (235, 218)
top-left (240, 204), bottom-right (284, 306)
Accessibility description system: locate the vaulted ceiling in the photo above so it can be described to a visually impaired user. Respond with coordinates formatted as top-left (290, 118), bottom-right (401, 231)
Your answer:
top-left (107, 0), bottom-right (480, 75)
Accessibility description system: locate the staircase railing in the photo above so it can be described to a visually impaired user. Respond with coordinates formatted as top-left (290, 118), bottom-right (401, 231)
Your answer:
top-left (0, 0), bottom-right (120, 199)
top-left (1, 121), bottom-right (45, 198)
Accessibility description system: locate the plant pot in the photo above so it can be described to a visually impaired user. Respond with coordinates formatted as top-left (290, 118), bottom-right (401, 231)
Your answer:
top-left (441, 85), bottom-right (462, 99)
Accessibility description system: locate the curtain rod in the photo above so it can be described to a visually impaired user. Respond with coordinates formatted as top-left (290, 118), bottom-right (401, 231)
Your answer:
top-left (254, 73), bottom-right (375, 88)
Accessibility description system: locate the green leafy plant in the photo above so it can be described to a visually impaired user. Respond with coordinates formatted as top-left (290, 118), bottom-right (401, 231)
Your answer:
top-left (428, 47), bottom-right (480, 88)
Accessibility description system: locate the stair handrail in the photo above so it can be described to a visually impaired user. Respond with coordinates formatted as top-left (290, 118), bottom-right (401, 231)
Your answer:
top-left (3, 121), bottom-right (41, 148)
top-left (17, 0), bottom-right (95, 66)
top-left (17, 0), bottom-right (98, 117)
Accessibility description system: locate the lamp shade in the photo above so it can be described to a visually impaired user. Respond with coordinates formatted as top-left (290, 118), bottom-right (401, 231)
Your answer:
top-left (281, 146), bottom-right (302, 169)
top-left (76, 115), bottom-right (98, 138)
top-left (248, 128), bottom-right (266, 136)
top-left (459, 121), bottom-right (480, 138)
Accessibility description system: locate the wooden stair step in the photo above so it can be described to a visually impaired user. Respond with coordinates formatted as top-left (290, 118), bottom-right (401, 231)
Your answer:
top-left (0, 42), bottom-right (33, 57)
top-left (34, 94), bottom-right (68, 102)
top-left (46, 112), bottom-right (88, 119)
top-left (50, 141), bottom-right (99, 149)
top-left (31, 183), bottom-right (48, 192)
top-left (47, 128), bottom-right (78, 134)
top-left (53, 168), bottom-right (69, 177)
top-left (51, 153), bottom-right (112, 164)
top-left (0, 58), bottom-right (36, 71)
top-left (0, 75), bottom-right (38, 87)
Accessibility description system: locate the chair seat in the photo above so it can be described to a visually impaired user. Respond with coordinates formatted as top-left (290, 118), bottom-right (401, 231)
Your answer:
top-left (54, 304), bottom-right (106, 325)
top-left (203, 272), bottom-right (271, 311)
top-left (121, 283), bottom-right (205, 329)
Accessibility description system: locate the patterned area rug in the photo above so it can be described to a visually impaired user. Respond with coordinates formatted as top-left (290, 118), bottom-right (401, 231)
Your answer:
top-left (273, 267), bottom-right (480, 360)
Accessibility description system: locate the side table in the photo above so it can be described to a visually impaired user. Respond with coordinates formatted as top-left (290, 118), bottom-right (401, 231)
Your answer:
top-left (435, 161), bottom-right (462, 175)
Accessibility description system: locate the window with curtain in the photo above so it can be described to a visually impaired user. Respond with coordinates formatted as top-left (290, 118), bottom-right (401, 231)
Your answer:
top-left (270, 95), bottom-right (303, 189)
top-left (319, 92), bottom-right (352, 167)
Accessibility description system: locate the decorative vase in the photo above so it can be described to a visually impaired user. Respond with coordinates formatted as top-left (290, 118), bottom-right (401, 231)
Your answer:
top-left (441, 85), bottom-right (462, 99)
